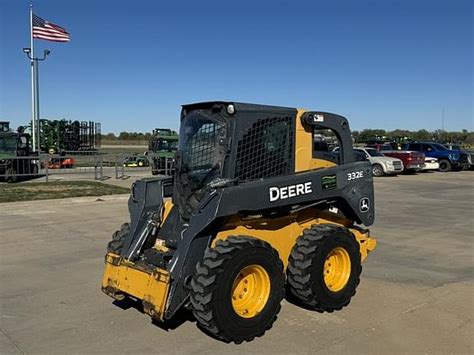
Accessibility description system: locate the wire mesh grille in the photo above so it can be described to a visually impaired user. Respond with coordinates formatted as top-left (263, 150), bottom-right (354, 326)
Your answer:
top-left (186, 122), bottom-right (223, 170)
top-left (235, 116), bottom-right (293, 181)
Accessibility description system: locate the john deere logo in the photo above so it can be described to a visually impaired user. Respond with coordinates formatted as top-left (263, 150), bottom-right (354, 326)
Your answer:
top-left (322, 175), bottom-right (337, 190)
top-left (269, 182), bottom-right (312, 202)
top-left (359, 198), bottom-right (370, 213)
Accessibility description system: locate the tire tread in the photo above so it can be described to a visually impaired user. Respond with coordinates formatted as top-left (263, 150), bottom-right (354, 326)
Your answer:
top-left (189, 236), bottom-right (284, 343)
top-left (287, 224), bottom-right (361, 312)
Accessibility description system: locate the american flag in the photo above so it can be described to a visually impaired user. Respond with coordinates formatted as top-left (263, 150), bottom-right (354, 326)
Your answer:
top-left (32, 14), bottom-right (70, 42)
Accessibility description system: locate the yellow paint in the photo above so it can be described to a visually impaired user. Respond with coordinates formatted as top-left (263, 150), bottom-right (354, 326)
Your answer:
top-left (350, 228), bottom-right (377, 262)
top-left (213, 209), bottom-right (376, 268)
top-left (323, 247), bottom-right (351, 292)
top-left (101, 253), bottom-right (170, 321)
top-left (231, 264), bottom-right (271, 318)
top-left (294, 108), bottom-right (337, 172)
top-left (161, 200), bottom-right (174, 226)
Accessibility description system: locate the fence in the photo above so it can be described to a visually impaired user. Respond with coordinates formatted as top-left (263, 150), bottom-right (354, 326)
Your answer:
top-left (0, 152), bottom-right (174, 182)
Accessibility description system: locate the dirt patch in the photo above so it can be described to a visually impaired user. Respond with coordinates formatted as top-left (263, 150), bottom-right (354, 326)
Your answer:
top-left (0, 181), bottom-right (129, 203)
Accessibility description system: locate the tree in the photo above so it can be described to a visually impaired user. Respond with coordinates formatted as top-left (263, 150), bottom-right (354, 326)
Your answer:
top-left (118, 132), bottom-right (130, 140)
top-left (358, 129), bottom-right (387, 142)
top-left (413, 129), bottom-right (431, 141)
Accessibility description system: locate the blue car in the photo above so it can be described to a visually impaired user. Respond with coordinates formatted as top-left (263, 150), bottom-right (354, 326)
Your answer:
top-left (404, 142), bottom-right (470, 172)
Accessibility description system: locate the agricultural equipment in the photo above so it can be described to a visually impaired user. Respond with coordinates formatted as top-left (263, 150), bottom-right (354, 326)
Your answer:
top-left (0, 127), bottom-right (38, 182)
top-left (123, 154), bottom-right (149, 168)
top-left (39, 119), bottom-right (101, 152)
top-left (102, 102), bottom-right (377, 343)
top-left (48, 155), bottom-right (75, 169)
top-left (148, 128), bottom-right (178, 175)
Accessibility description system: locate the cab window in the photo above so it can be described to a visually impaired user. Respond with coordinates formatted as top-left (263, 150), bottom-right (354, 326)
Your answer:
top-left (313, 128), bottom-right (341, 165)
top-left (422, 144), bottom-right (433, 152)
top-left (409, 143), bottom-right (422, 151)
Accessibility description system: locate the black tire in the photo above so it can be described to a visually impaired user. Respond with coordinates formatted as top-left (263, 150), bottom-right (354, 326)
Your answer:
top-left (6, 168), bottom-right (18, 183)
top-left (372, 164), bottom-right (384, 177)
top-left (438, 159), bottom-right (452, 172)
top-left (190, 236), bottom-right (285, 343)
top-left (287, 224), bottom-right (361, 312)
top-left (107, 223), bottom-right (130, 254)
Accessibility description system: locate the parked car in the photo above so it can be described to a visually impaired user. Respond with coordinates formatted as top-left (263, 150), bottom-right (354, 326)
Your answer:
top-left (422, 157), bottom-right (439, 171)
top-left (368, 145), bottom-right (425, 173)
top-left (404, 142), bottom-right (470, 172)
top-left (443, 143), bottom-right (474, 170)
top-left (335, 147), bottom-right (403, 176)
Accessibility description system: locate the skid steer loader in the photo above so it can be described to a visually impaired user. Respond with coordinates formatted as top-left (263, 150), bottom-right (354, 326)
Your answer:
top-left (102, 101), bottom-right (377, 343)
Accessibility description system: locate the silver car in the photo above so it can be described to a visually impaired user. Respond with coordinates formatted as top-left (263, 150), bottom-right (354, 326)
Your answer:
top-left (334, 147), bottom-right (404, 177)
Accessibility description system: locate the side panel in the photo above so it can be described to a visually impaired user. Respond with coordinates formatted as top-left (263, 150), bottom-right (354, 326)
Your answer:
top-left (217, 161), bottom-right (375, 226)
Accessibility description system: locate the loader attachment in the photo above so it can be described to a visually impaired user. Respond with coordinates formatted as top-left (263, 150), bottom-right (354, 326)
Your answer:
top-left (121, 177), bottom-right (173, 261)
top-left (102, 177), bottom-right (174, 319)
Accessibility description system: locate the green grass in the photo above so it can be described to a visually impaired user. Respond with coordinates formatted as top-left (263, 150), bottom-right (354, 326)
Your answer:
top-left (0, 181), bottom-right (130, 203)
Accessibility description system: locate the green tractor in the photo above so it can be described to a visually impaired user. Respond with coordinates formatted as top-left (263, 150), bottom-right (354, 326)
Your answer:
top-left (148, 128), bottom-right (178, 175)
top-left (0, 127), bottom-right (38, 182)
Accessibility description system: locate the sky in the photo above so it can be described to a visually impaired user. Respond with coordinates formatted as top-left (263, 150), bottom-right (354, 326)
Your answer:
top-left (0, 0), bottom-right (472, 134)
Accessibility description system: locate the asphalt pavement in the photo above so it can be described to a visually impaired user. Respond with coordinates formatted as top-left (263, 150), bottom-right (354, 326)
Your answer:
top-left (0, 171), bottom-right (473, 354)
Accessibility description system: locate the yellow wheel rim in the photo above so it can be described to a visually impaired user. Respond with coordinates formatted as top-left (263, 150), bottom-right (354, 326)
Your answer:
top-left (323, 247), bottom-right (351, 292)
top-left (231, 264), bottom-right (271, 318)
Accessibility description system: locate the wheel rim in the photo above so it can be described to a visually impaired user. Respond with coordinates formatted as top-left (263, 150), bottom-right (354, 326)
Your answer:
top-left (372, 165), bottom-right (382, 176)
top-left (231, 264), bottom-right (270, 318)
top-left (323, 247), bottom-right (351, 292)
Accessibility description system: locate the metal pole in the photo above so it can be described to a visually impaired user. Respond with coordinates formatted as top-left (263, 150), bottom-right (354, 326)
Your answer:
top-left (45, 153), bottom-right (49, 182)
top-left (441, 108), bottom-right (445, 131)
top-left (115, 153), bottom-right (119, 179)
top-left (29, 4), bottom-right (36, 152)
top-left (35, 59), bottom-right (41, 153)
top-left (99, 154), bottom-right (103, 179)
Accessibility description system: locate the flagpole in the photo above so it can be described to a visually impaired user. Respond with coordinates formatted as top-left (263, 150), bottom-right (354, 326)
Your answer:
top-left (35, 53), bottom-right (41, 153)
top-left (29, 3), bottom-right (37, 152)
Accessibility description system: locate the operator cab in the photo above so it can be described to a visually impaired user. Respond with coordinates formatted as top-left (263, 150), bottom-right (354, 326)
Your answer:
top-left (0, 132), bottom-right (31, 156)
